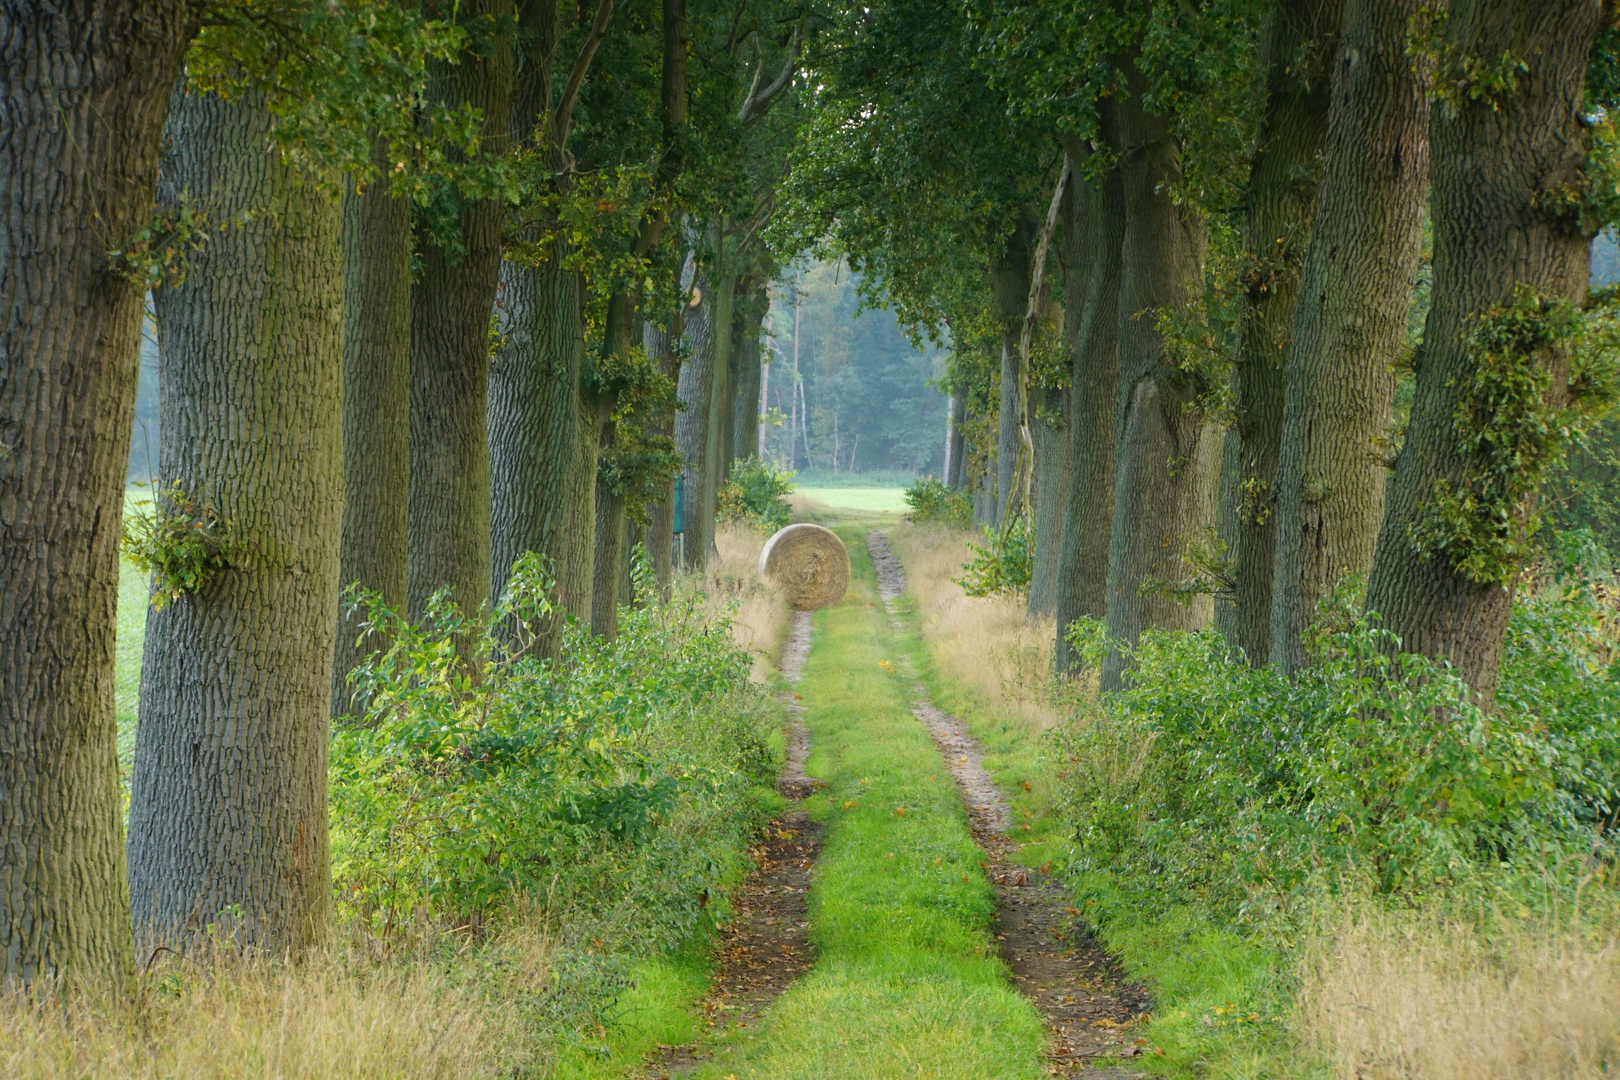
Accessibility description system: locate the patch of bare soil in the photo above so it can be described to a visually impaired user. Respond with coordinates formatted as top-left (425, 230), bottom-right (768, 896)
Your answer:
top-left (647, 612), bottom-right (823, 1077)
top-left (868, 531), bottom-right (1152, 1077)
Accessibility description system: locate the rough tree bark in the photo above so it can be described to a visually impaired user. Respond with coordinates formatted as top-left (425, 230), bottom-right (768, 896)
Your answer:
top-left (1268, 0), bottom-right (1432, 672)
top-left (489, 0), bottom-right (615, 622)
top-left (703, 271), bottom-right (739, 559)
top-left (1213, 0), bottom-right (1340, 665)
top-left (945, 382), bottom-right (967, 487)
top-left (0, 0), bottom-right (193, 987)
top-left (993, 220), bottom-right (1034, 526)
top-left (1102, 65), bottom-right (1219, 690)
top-left (644, 318), bottom-right (680, 596)
top-left (1028, 382), bottom-right (1070, 617)
top-left (333, 141), bottom-right (411, 717)
top-left (489, 237), bottom-right (597, 618)
top-left (132, 86), bottom-right (342, 952)
top-left (730, 279), bottom-right (769, 472)
top-left (408, 2), bottom-right (514, 620)
top-left (1366, 0), bottom-right (1604, 701)
top-left (1053, 135), bottom-right (1126, 673)
top-left (674, 275), bottom-right (715, 568)
top-left (590, 476), bottom-right (624, 638)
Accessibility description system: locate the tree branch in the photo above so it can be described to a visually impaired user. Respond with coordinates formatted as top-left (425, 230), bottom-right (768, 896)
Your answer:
top-left (736, 20), bottom-right (802, 128)
top-left (553, 0), bottom-right (616, 150)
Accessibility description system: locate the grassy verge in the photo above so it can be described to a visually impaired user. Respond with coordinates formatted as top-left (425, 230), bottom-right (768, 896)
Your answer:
top-left (887, 524), bottom-right (1305, 1080)
top-left (687, 525), bottom-right (1048, 1080)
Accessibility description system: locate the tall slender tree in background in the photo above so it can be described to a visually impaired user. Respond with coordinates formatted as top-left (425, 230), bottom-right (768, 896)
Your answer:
top-left (1366, 0), bottom-right (1609, 700)
top-left (1212, 0), bottom-right (1340, 664)
top-left (1267, 0), bottom-right (1432, 672)
top-left (408, 0), bottom-right (514, 620)
top-left (0, 0), bottom-right (194, 988)
top-left (132, 84), bottom-right (343, 952)
top-left (992, 218), bottom-right (1035, 527)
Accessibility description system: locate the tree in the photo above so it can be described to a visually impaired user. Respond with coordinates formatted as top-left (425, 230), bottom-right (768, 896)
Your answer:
top-left (408, 0), bottom-right (515, 621)
top-left (131, 82), bottom-right (343, 951)
top-left (0, 0), bottom-right (195, 988)
top-left (1054, 136), bottom-right (1125, 671)
top-left (1211, 0), bottom-right (1340, 665)
top-left (1266, 0), bottom-right (1432, 672)
top-left (333, 142), bottom-right (412, 717)
top-left (1365, 0), bottom-right (1610, 700)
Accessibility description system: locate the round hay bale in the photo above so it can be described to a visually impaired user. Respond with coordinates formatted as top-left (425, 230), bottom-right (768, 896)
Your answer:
top-left (759, 523), bottom-right (851, 611)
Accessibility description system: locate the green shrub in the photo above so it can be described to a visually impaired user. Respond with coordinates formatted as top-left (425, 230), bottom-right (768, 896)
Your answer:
top-left (954, 517), bottom-right (1032, 598)
top-left (332, 554), bottom-right (776, 943)
top-left (717, 457), bottom-right (795, 533)
top-left (121, 481), bottom-right (242, 608)
top-left (1053, 569), bottom-right (1620, 928)
top-left (903, 476), bottom-right (971, 528)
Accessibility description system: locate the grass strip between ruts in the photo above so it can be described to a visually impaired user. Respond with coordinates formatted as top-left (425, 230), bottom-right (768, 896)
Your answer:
top-left (684, 525), bottom-right (1049, 1080)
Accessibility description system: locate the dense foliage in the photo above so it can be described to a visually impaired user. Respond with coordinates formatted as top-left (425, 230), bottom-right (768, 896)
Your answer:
top-left (332, 555), bottom-right (777, 942)
top-left (903, 477), bottom-right (972, 529)
top-left (716, 457), bottom-right (796, 533)
top-left (1054, 550), bottom-right (1620, 930)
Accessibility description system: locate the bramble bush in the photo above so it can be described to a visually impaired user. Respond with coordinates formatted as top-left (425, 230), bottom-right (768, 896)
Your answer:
top-left (331, 553), bottom-right (777, 945)
top-left (903, 476), bottom-right (972, 529)
top-left (717, 457), bottom-right (795, 533)
top-left (1053, 553), bottom-right (1620, 929)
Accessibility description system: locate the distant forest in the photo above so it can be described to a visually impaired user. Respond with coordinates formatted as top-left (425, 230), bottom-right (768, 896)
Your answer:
top-left (757, 260), bottom-right (947, 477)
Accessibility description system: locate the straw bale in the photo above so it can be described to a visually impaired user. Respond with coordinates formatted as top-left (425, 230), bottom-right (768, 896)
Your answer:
top-left (758, 523), bottom-right (850, 610)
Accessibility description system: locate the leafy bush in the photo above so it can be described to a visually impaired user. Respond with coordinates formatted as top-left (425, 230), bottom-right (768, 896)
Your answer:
top-left (717, 456), bottom-right (795, 533)
top-left (1053, 571), bottom-right (1620, 928)
top-left (903, 476), bottom-right (971, 529)
top-left (122, 481), bottom-right (241, 608)
top-left (955, 517), bottom-right (1032, 597)
top-left (332, 553), bottom-right (776, 943)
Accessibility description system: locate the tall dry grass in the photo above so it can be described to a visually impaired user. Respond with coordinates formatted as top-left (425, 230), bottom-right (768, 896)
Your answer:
top-left (887, 521), bottom-right (1058, 736)
top-left (0, 927), bottom-right (557, 1079)
top-left (682, 522), bottom-right (788, 682)
top-left (1299, 895), bottom-right (1620, 1079)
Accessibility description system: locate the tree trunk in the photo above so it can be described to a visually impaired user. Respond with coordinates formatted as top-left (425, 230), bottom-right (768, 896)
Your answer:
top-left (730, 279), bottom-right (769, 469)
top-left (992, 224), bottom-right (1033, 526)
top-left (0, 0), bottom-right (192, 988)
top-left (407, 14), bottom-right (513, 621)
top-left (1028, 383), bottom-right (1070, 617)
top-left (1054, 138), bottom-right (1125, 673)
top-left (590, 476), bottom-right (625, 638)
top-left (1212, 0), bottom-right (1340, 666)
top-left (674, 278), bottom-right (713, 568)
top-left (644, 318), bottom-right (679, 596)
top-left (1102, 67), bottom-right (1219, 690)
top-left (333, 142), bottom-right (411, 718)
top-left (133, 86), bottom-right (342, 952)
top-left (489, 241), bottom-right (597, 619)
top-left (1268, 0), bottom-right (1432, 672)
top-left (1365, 0), bottom-right (1603, 701)
top-left (945, 382), bottom-right (967, 486)
top-left (704, 271), bottom-right (739, 559)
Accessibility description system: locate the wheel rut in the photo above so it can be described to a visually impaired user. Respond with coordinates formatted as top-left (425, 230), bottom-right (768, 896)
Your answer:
top-left (868, 530), bottom-right (1152, 1077)
top-left (647, 612), bottom-right (823, 1077)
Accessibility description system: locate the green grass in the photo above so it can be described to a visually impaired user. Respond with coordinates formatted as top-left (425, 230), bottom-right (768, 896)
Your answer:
top-left (685, 525), bottom-right (1049, 1080)
top-left (889, 574), bottom-right (1306, 1079)
top-left (795, 486), bottom-right (909, 514)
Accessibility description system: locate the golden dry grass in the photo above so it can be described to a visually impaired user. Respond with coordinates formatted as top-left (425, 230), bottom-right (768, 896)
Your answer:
top-left (1298, 896), bottom-right (1620, 1080)
top-left (0, 928), bottom-right (556, 1079)
top-left (682, 523), bottom-right (789, 683)
top-left (887, 521), bottom-right (1058, 736)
